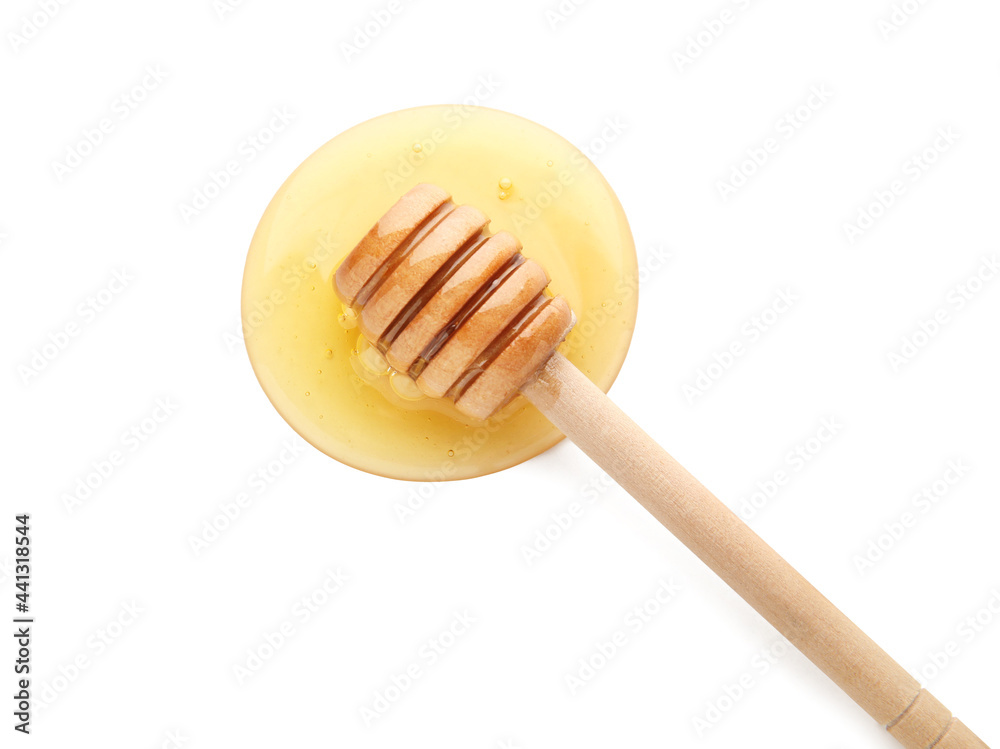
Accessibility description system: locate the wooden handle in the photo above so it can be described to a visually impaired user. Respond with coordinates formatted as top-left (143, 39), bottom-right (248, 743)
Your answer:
top-left (335, 184), bottom-right (987, 746)
top-left (521, 353), bottom-right (989, 749)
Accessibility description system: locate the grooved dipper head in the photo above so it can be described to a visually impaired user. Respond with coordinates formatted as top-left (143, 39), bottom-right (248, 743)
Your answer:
top-left (334, 183), bottom-right (575, 420)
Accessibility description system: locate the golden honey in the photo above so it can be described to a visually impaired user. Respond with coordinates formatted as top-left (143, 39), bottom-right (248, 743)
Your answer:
top-left (242, 105), bottom-right (637, 480)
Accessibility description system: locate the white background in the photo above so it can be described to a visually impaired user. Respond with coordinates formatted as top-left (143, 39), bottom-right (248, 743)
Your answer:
top-left (2, 0), bottom-right (999, 746)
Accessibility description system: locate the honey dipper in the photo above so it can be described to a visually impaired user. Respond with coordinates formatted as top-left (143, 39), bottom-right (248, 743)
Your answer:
top-left (335, 183), bottom-right (989, 749)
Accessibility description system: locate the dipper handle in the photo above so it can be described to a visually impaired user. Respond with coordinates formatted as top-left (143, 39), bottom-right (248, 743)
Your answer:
top-left (521, 353), bottom-right (989, 749)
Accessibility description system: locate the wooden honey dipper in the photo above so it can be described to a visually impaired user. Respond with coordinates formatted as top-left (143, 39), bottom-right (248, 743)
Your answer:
top-left (335, 183), bottom-right (989, 749)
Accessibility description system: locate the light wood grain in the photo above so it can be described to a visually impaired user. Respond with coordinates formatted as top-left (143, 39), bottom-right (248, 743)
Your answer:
top-left (521, 352), bottom-right (990, 749)
top-left (337, 184), bottom-right (990, 747)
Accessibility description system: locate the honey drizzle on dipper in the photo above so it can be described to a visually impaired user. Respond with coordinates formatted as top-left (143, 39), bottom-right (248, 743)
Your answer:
top-left (353, 201), bottom-right (457, 309)
top-left (410, 252), bottom-right (528, 378)
top-left (335, 185), bottom-right (574, 419)
top-left (378, 229), bottom-right (493, 362)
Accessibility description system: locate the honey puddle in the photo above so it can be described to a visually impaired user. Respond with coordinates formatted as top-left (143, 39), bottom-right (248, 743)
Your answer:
top-left (242, 105), bottom-right (637, 481)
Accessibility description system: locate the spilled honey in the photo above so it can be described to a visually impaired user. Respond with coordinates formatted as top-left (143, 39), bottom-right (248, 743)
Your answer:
top-left (242, 105), bottom-right (637, 481)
